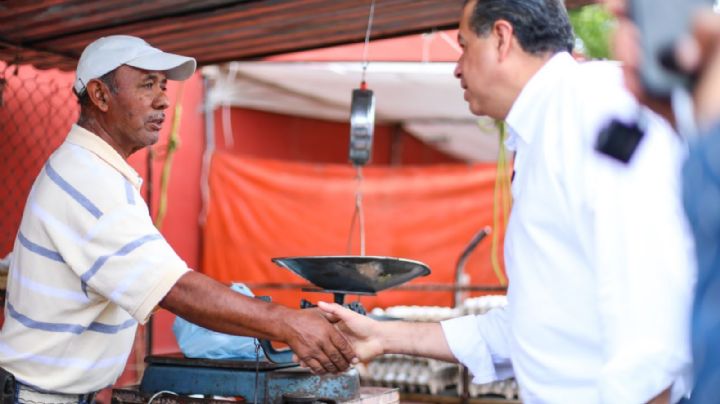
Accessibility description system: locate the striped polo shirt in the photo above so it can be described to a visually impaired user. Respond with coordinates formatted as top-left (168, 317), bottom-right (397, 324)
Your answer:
top-left (0, 124), bottom-right (190, 393)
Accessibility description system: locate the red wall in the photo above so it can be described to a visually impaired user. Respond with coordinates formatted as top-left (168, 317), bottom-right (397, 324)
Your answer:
top-left (267, 29), bottom-right (460, 63)
top-left (213, 107), bottom-right (459, 166)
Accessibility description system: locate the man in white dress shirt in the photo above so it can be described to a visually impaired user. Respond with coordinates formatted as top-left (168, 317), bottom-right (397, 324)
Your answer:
top-left (317, 1), bottom-right (696, 403)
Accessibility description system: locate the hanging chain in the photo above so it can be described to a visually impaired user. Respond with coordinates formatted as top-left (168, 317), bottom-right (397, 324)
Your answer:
top-left (360, 0), bottom-right (376, 85)
top-left (346, 0), bottom-right (374, 256)
top-left (346, 166), bottom-right (366, 256)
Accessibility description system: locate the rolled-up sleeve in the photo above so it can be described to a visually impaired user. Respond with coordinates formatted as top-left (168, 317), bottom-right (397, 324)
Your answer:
top-left (440, 307), bottom-right (514, 384)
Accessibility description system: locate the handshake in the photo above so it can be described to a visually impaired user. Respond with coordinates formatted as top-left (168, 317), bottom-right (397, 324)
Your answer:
top-left (287, 301), bottom-right (453, 375)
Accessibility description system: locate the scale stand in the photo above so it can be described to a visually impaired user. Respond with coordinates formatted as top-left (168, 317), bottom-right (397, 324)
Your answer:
top-left (300, 287), bottom-right (374, 308)
top-left (138, 354), bottom-right (359, 403)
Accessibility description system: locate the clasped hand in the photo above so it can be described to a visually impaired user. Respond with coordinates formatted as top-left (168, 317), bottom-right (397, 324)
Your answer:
top-left (292, 302), bottom-right (385, 372)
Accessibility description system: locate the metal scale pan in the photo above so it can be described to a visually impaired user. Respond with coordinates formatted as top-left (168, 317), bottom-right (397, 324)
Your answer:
top-left (272, 255), bottom-right (431, 297)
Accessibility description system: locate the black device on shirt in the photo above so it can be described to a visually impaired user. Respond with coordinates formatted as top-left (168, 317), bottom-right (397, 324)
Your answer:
top-left (595, 118), bottom-right (646, 164)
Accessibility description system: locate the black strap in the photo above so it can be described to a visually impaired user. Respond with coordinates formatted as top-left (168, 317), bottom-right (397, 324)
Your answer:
top-left (0, 368), bottom-right (15, 404)
top-left (78, 391), bottom-right (96, 403)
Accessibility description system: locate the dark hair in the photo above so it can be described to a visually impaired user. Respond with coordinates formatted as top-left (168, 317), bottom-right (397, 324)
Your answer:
top-left (76, 70), bottom-right (118, 108)
top-left (464, 0), bottom-right (574, 55)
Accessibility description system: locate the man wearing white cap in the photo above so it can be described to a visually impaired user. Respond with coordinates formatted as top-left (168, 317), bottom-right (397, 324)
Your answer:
top-left (0, 35), bottom-right (356, 403)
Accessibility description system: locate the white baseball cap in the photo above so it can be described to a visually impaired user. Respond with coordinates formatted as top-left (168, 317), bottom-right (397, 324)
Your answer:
top-left (74, 35), bottom-right (196, 95)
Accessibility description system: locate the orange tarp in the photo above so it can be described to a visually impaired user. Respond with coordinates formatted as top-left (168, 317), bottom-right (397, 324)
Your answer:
top-left (203, 152), bottom-right (505, 309)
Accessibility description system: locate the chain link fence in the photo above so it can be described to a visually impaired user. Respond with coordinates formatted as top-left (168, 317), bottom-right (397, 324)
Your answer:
top-left (0, 62), bottom-right (79, 257)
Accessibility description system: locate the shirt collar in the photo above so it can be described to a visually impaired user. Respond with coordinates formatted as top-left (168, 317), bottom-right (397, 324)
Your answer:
top-left (504, 52), bottom-right (577, 151)
top-left (65, 124), bottom-right (144, 190)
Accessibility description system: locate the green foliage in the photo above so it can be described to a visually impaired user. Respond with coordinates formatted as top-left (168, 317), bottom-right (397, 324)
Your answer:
top-left (569, 4), bottom-right (616, 60)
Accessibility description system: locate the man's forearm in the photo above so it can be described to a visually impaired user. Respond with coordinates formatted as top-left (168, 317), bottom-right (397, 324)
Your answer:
top-left (380, 321), bottom-right (457, 363)
top-left (163, 272), bottom-right (357, 374)
top-left (160, 271), bottom-right (289, 341)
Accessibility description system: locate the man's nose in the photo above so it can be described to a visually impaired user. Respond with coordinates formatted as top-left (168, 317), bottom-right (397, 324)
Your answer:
top-left (454, 63), bottom-right (462, 79)
top-left (154, 91), bottom-right (169, 110)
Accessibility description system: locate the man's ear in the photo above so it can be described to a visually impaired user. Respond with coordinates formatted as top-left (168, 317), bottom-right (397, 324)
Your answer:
top-left (492, 20), bottom-right (515, 62)
top-left (86, 80), bottom-right (110, 112)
